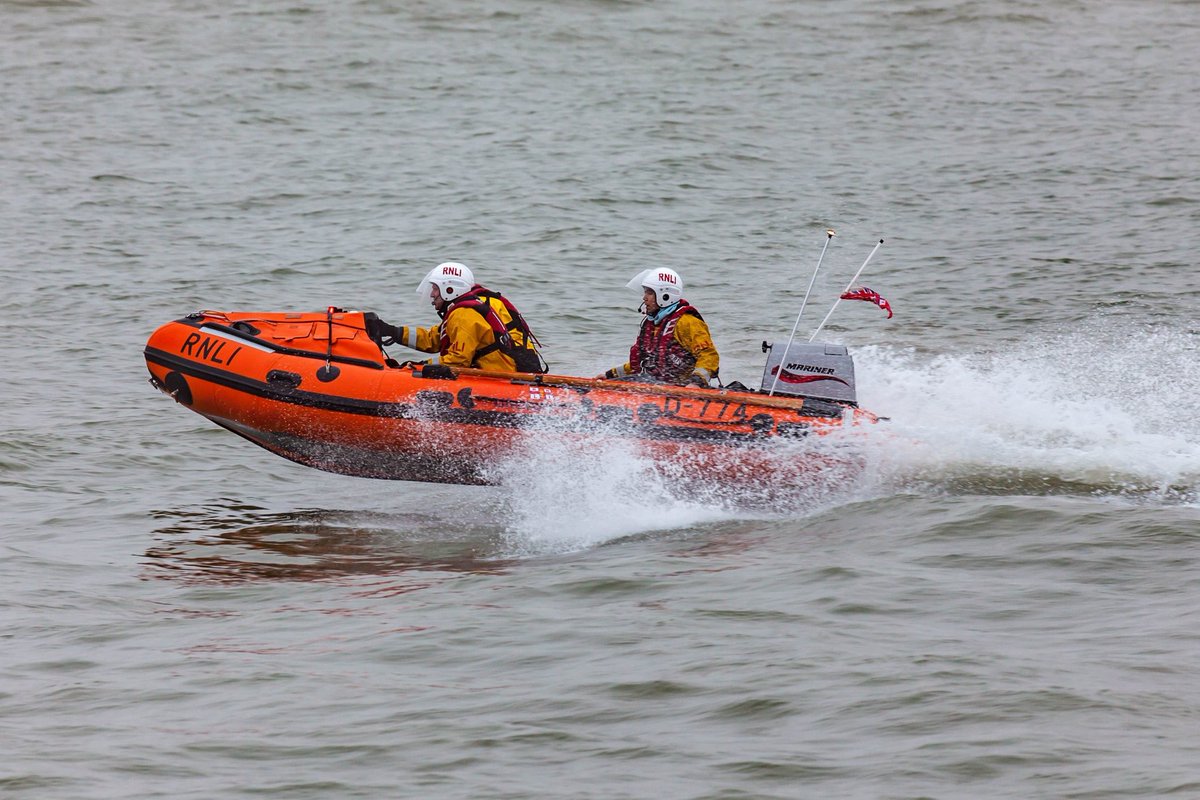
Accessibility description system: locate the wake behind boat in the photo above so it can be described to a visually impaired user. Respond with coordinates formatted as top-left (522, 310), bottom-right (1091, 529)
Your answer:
top-left (143, 308), bottom-right (880, 490)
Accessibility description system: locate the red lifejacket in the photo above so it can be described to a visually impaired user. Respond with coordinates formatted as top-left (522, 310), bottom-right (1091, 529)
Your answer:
top-left (438, 284), bottom-right (545, 372)
top-left (628, 301), bottom-right (702, 383)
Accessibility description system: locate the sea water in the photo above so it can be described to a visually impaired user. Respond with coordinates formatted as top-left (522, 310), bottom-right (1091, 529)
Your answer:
top-left (2, 1), bottom-right (1198, 797)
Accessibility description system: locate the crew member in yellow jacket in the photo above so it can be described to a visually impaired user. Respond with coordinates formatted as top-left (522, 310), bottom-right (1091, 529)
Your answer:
top-left (379, 262), bottom-right (545, 374)
top-left (598, 267), bottom-right (719, 387)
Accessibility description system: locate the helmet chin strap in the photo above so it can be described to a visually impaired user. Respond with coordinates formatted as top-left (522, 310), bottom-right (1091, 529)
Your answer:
top-left (647, 300), bottom-right (680, 323)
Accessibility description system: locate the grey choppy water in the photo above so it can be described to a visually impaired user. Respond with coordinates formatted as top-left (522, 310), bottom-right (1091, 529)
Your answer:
top-left (3, 0), bottom-right (1199, 798)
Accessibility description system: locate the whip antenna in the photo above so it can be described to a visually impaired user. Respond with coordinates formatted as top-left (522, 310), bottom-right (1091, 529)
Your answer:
top-left (809, 238), bottom-right (884, 342)
top-left (768, 228), bottom-right (835, 397)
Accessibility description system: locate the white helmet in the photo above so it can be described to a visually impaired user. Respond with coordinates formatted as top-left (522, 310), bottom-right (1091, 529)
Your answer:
top-left (417, 261), bottom-right (475, 301)
top-left (626, 268), bottom-right (684, 306)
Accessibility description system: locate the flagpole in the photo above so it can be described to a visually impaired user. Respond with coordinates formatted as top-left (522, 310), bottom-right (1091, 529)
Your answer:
top-left (808, 238), bottom-right (884, 342)
top-left (768, 229), bottom-right (835, 396)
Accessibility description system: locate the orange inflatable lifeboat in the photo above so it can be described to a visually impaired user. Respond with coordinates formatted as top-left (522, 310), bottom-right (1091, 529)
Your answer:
top-left (144, 309), bottom-right (879, 489)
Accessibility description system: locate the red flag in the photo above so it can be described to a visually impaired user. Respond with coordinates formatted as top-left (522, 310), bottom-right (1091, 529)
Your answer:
top-left (840, 286), bottom-right (893, 319)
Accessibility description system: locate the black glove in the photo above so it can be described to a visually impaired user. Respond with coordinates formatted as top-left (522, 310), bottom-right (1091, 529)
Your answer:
top-left (366, 317), bottom-right (402, 347)
top-left (420, 363), bottom-right (455, 380)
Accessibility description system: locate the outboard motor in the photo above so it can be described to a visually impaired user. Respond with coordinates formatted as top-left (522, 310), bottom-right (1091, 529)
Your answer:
top-left (760, 341), bottom-right (858, 406)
